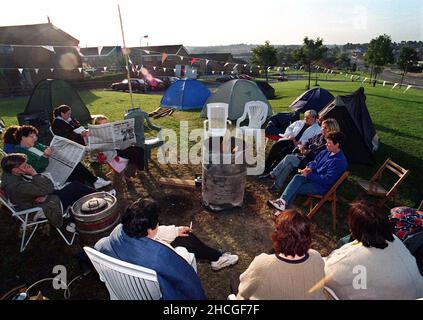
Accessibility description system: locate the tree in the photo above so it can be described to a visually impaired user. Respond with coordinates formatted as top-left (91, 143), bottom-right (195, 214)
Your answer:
top-left (398, 46), bottom-right (419, 88)
top-left (251, 41), bottom-right (278, 82)
top-left (293, 37), bottom-right (327, 89)
top-left (364, 34), bottom-right (394, 85)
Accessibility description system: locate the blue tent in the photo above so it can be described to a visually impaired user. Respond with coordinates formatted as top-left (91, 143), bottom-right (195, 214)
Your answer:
top-left (289, 88), bottom-right (334, 114)
top-left (160, 79), bottom-right (211, 110)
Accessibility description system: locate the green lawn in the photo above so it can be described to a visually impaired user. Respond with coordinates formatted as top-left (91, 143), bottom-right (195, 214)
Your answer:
top-left (0, 80), bottom-right (422, 207)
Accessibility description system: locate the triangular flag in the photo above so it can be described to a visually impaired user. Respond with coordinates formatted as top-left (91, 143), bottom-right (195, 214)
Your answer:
top-left (144, 50), bottom-right (150, 54)
top-left (50, 68), bottom-right (54, 73)
top-left (383, 81), bottom-right (386, 87)
top-left (18, 68), bottom-right (23, 74)
top-left (259, 70), bottom-right (262, 74)
top-left (153, 66), bottom-right (157, 70)
top-left (404, 85), bottom-right (412, 93)
top-left (35, 68), bottom-right (39, 74)
top-left (125, 66), bottom-right (129, 71)
top-left (231, 71), bottom-right (234, 74)
top-left (351, 75), bottom-right (354, 79)
top-left (163, 68), bottom-right (167, 72)
top-left (190, 58), bottom-right (197, 65)
top-left (42, 45), bottom-right (55, 53)
top-left (362, 77), bottom-right (368, 83)
top-left (161, 52), bottom-right (168, 64)
top-left (128, 58), bottom-right (133, 65)
top-left (234, 64), bottom-right (239, 70)
top-left (131, 64), bottom-right (136, 73)
top-left (103, 67), bottom-right (107, 72)
top-left (331, 70), bottom-right (334, 74)
top-left (97, 46), bottom-right (103, 56)
top-left (76, 46), bottom-right (83, 57)
top-left (212, 70), bottom-right (215, 75)
top-left (221, 71), bottom-right (224, 75)
top-left (78, 68), bottom-right (82, 73)
top-left (267, 66), bottom-right (271, 71)
top-left (391, 83), bottom-right (399, 90)
top-left (340, 72), bottom-right (343, 75)
top-left (206, 59), bottom-right (210, 66)
top-left (224, 62), bottom-right (229, 67)
top-left (244, 64), bottom-right (247, 67)
top-left (180, 55), bottom-right (184, 61)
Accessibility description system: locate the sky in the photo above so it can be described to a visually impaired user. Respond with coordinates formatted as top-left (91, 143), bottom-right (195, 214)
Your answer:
top-left (1, 0), bottom-right (422, 47)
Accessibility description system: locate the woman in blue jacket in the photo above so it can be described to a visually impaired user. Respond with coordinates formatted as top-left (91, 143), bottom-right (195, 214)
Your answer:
top-left (268, 131), bottom-right (348, 212)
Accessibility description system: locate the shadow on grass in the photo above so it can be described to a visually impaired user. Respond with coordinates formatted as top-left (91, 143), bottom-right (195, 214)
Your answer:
top-left (374, 123), bottom-right (422, 141)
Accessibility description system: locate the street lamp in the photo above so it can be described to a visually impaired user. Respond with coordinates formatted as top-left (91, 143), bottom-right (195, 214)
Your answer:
top-left (140, 35), bottom-right (148, 66)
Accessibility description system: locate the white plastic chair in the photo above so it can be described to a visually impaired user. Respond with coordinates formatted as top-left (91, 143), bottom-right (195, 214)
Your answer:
top-left (236, 100), bottom-right (269, 131)
top-left (83, 246), bottom-right (162, 300)
top-left (0, 185), bottom-right (76, 252)
top-left (204, 103), bottom-right (231, 139)
top-left (323, 286), bottom-right (340, 300)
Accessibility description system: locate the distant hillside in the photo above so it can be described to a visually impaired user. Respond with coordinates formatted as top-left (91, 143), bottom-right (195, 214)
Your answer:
top-left (186, 43), bottom-right (301, 57)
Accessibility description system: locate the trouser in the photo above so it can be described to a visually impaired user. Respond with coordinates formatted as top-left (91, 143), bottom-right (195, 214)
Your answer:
top-left (54, 181), bottom-right (96, 209)
top-left (171, 233), bottom-right (222, 262)
top-left (117, 146), bottom-right (145, 170)
top-left (271, 154), bottom-right (301, 189)
top-left (264, 140), bottom-right (295, 173)
top-left (67, 163), bottom-right (97, 184)
top-left (280, 174), bottom-right (322, 208)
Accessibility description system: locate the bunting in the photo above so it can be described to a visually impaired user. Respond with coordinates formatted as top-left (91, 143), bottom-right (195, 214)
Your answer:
top-left (161, 52), bottom-right (168, 64)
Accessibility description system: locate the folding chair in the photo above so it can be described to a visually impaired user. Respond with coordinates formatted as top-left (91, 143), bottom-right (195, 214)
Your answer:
top-left (84, 246), bottom-right (162, 300)
top-left (204, 103), bottom-right (231, 139)
top-left (304, 171), bottom-right (349, 230)
top-left (356, 158), bottom-right (410, 207)
top-left (0, 186), bottom-right (76, 252)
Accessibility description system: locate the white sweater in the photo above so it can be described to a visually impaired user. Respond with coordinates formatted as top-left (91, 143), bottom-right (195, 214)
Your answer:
top-left (324, 236), bottom-right (423, 300)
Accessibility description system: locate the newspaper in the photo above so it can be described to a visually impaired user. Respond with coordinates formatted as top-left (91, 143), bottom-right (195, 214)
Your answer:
top-left (88, 118), bottom-right (136, 151)
top-left (43, 135), bottom-right (86, 188)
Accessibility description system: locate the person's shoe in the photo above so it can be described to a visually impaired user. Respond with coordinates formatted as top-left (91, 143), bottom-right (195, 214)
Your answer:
top-left (259, 173), bottom-right (274, 181)
top-left (211, 253), bottom-right (239, 271)
top-left (268, 184), bottom-right (280, 193)
top-left (93, 177), bottom-right (112, 190)
top-left (268, 198), bottom-right (286, 211)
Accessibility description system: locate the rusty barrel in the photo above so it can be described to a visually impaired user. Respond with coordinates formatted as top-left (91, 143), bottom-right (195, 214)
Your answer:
top-left (202, 137), bottom-right (246, 211)
top-left (71, 192), bottom-right (120, 234)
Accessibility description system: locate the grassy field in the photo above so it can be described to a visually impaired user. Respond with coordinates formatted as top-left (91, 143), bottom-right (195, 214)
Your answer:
top-left (0, 79), bottom-right (422, 299)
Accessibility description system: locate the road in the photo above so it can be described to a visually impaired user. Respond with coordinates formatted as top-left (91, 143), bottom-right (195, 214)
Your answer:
top-left (381, 69), bottom-right (423, 87)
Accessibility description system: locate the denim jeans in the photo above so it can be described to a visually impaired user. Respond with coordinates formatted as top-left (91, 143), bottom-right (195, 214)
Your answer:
top-left (271, 154), bottom-right (301, 189)
top-left (280, 174), bottom-right (322, 207)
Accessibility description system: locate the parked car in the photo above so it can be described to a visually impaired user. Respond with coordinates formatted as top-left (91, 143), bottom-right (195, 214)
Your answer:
top-left (216, 75), bottom-right (236, 83)
top-left (238, 74), bottom-right (253, 80)
top-left (145, 78), bottom-right (167, 91)
top-left (110, 78), bottom-right (148, 92)
top-left (277, 75), bottom-right (288, 81)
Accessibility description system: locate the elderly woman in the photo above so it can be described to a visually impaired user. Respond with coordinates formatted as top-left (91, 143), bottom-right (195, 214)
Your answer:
top-left (234, 209), bottom-right (326, 300)
top-left (14, 125), bottom-right (111, 190)
top-left (324, 201), bottom-right (423, 300)
top-left (262, 118), bottom-right (340, 193)
top-left (51, 105), bottom-right (88, 146)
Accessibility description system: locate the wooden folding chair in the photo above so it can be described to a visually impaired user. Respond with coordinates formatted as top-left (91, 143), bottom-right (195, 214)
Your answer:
top-left (304, 171), bottom-right (349, 230)
top-left (356, 158), bottom-right (410, 207)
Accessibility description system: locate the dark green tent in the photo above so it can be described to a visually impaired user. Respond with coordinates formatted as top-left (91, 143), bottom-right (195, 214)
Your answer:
top-left (22, 79), bottom-right (91, 124)
top-left (18, 79), bottom-right (91, 144)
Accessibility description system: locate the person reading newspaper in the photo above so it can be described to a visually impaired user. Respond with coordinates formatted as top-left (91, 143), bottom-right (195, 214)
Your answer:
top-left (91, 115), bottom-right (145, 178)
top-left (15, 125), bottom-right (111, 190)
top-left (52, 105), bottom-right (89, 146)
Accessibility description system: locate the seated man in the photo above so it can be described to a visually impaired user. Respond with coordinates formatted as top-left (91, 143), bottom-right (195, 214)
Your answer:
top-left (262, 118), bottom-right (340, 192)
top-left (264, 110), bottom-right (321, 174)
top-left (268, 132), bottom-right (348, 212)
top-left (0, 153), bottom-right (97, 229)
top-left (95, 198), bottom-right (239, 300)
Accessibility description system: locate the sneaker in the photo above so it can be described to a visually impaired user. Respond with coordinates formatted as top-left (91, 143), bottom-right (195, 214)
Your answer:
top-left (268, 198), bottom-right (286, 211)
top-left (93, 177), bottom-right (112, 190)
top-left (211, 252), bottom-right (239, 271)
top-left (33, 211), bottom-right (46, 222)
top-left (259, 173), bottom-right (274, 181)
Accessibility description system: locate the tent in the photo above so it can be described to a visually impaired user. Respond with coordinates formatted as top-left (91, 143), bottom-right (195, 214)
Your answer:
top-left (22, 79), bottom-right (91, 124)
top-left (18, 79), bottom-right (91, 144)
top-left (160, 79), bottom-right (211, 110)
top-left (319, 87), bottom-right (379, 164)
top-left (200, 79), bottom-right (273, 121)
top-left (289, 88), bottom-right (334, 114)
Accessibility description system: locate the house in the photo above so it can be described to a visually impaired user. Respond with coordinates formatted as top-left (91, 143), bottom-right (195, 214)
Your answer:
top-left (79, 46), bottom-right (125, 74)
top-left (0, 22), bottom-right (83, 91)
top-left (191, 53), bottom-right (247, 75)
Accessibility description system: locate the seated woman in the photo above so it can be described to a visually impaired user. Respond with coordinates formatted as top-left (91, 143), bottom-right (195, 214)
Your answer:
top-left (324, 201), bottom-right (423, 300)
top-left (14, 125), bottom-right (111, 190)
top-left (262, 118), bottom-right (340, 193)
top-left (93, 115), bottom-right (145, 178)
top-left (95, 198), bottom-right (239, 300)
top-left (2, 125), bottom-right (20, 154)
top-left (1, 153), bottom-right (97, 230)
top-left (51, 105), bottom-right (88, 146)
top-left (232, 209), bottom-right (326, 300)
top-left (268, 131), bottom-right (348, 212)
